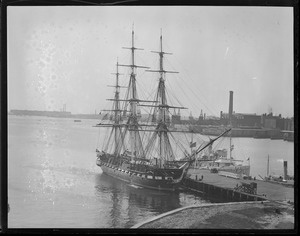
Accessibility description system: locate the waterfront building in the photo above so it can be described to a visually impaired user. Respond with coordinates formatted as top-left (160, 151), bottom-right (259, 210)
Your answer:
top-left (284, 117), bottom-right (294, 131)
top-left (220, 112), bottom-right (262, 128)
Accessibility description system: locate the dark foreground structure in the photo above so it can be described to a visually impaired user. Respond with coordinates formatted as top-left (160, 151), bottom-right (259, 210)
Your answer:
top-left (132, 168), bottom-right (294, 229)
top-left (132, 201), bottom-right (294, 229)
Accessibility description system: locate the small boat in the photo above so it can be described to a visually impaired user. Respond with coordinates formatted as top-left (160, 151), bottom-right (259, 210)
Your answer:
top-left (196, 154), bottom-right (250, 177)
top-left (211, 158), bottom-right (250, 177)
top-left (74, 120), bottom-right (81, 122)
top-left (258, 155), bottom-right (294, 187)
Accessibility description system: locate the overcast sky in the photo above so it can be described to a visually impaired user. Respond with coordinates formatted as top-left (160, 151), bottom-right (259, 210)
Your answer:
top-left (7, 6), bottom-right (294, 118)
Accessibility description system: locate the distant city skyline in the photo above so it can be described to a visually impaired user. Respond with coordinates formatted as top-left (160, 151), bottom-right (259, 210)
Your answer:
top-left (7, 6), bottom-right (294, 118)
top-left (8, 107), bottom-right (293, 119)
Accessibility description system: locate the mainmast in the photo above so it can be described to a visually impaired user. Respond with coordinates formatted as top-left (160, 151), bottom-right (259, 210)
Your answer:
top-left (145, 30), bottom-right (184, 164)
top-left (119, 28), bottom-right (149, 160)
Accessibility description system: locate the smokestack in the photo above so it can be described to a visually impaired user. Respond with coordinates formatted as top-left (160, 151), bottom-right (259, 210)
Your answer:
top-left (229, 91), bottom-right (233, 123)
top-left (283, 161), bottom-right (288, 180)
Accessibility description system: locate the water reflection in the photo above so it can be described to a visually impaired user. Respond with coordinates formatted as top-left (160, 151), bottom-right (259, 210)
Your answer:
top-left (94, 173), bottom-right (182, 228)
top-left (128, 186), bottom-right (181, 213)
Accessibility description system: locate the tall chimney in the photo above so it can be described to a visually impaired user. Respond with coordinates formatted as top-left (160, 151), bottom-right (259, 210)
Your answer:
top-left (229, 91), bottom-right (233, 123)
top-left (283, 161), bottom-right (288, 180)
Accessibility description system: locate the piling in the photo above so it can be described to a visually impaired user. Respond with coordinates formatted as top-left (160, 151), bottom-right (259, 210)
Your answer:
top-left (284, 161), bottom-right (288, 180)
top-left (229, 91), bottom-right (233, 121)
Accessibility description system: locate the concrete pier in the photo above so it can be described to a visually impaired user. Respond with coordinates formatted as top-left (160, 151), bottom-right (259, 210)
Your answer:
top-left (183, 169), bottom-right (294, 203)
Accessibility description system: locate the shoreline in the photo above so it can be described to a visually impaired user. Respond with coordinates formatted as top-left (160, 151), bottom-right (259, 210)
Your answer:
top-left (132, 201), bottom-right (294, 229)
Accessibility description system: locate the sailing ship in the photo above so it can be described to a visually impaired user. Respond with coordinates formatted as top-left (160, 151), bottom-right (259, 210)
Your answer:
top-left (95, 29), bottom-right (230, 191)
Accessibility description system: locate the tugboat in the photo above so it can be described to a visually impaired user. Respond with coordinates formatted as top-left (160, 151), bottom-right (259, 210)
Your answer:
top-left (95, 29), bottom-right (229, 191)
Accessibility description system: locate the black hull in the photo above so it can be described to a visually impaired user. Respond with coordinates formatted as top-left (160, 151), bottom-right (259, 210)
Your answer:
top-left (96, 157), bottom-right (189, 191)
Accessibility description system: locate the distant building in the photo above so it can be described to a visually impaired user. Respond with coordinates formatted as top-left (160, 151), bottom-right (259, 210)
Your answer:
top-left (261, 113), bottom-right (289, 130)
top-left (284, 117), bottom-right (294, 131)
top-left (276, 114), bottom-right (285, 130)
top-left (261, 113), bottom-right (277, 129)
top-left (171, 109), bottom-right (292, 132)
top-left (171, 112), bottom-right (221, 126)
top-left (9, 109), bottom-right (72, 118)
top-left (171, 112), bottom-right (181, 124)
top-left (220, 111), bottom-right (262, 128)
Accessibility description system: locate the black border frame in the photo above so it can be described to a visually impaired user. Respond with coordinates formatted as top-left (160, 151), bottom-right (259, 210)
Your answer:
top-left (1, 0), bottom-right (298, 234)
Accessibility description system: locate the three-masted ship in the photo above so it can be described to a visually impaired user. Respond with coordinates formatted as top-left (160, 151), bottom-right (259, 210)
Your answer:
top-left (95, 29), bottom-right (229, 191)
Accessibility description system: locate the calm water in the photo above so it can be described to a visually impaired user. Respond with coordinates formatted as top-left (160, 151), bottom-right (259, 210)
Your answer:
top-left (8, 116), bottom-right (294, 228)
top-left (8, 116), bottom-right (210, 228)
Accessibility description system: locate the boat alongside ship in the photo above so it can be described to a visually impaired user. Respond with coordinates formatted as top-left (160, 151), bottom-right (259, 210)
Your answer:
top-left (95, 29), bottom-right (230, 191)
top-left (192, 137), bottom-right (250, 178)
top-left (192, 92), bottom-right (251, 179)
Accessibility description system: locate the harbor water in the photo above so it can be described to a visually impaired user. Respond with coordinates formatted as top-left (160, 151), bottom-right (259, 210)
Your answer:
top-left (8, 116), bottom-right (294, 228)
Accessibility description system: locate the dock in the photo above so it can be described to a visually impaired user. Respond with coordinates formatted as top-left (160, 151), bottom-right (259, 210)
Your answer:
top-left (132, 169), bottom-right (295, 229)
top-left (181, 169), bottom-right (294, 203)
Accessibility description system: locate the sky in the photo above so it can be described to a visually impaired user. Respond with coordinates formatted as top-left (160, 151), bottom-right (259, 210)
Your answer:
top-left (7, 6), bottom-right (294, 118)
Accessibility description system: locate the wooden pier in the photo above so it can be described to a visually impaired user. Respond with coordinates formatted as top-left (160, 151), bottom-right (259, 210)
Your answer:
top-left (181, 169), bottom-right (294, 203)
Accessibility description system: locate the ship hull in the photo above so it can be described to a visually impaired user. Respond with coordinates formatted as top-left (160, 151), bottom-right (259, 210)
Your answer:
top-left (97, 157), bottom-right (188, 191)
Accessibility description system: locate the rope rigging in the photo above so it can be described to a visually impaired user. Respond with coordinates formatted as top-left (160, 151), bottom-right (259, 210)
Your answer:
top-left (95, 30), bottom-right (231, 166)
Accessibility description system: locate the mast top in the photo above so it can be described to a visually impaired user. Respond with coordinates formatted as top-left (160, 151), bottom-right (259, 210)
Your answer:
top-left (150, 29), bottom-right (173, 56)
